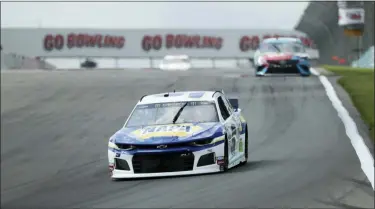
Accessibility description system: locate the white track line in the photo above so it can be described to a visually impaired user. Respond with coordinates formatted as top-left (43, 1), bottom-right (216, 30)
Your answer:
top-left (311, 68), bottom-right (374, 190)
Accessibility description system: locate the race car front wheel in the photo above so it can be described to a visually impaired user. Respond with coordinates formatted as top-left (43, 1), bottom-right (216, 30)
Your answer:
top-left (222, 135), bottom-right (229, 172)
top-left (240, 126), bottom-right (248, 165)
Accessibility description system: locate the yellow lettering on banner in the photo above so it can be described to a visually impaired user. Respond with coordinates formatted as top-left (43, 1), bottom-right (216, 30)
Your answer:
top-left (132, 123), bottom-right (203, 140)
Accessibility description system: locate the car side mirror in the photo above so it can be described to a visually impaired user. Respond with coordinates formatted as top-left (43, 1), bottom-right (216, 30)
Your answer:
top-left (228, 98), bottom-right (239, 111)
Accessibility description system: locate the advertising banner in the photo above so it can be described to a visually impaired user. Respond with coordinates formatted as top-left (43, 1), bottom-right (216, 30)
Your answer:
top-left (1, 28), bottom-right (319, 59)
top-left (338, 8), bottom-right (365, 26)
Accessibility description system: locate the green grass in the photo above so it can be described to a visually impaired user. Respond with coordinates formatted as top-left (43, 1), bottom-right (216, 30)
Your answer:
top-left (323, 65), bottom-right (374, 141)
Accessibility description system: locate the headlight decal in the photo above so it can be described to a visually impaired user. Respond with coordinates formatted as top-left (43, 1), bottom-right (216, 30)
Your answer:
top-left (211, 136), bottom-right (225, 143)
top-left (258, 56), bottom-right (265, 64)
top-left (115, 143), bottom-right (136, 150)
top-left (108, 142), bottom-right (119, 149)
top-left (191, 135), bottom-right (225, 146)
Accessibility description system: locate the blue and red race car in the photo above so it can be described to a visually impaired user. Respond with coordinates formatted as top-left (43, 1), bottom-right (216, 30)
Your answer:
top-left (253, 37), bottom-right (311, 77)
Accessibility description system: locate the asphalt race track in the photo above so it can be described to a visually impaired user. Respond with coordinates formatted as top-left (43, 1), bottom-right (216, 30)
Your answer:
top-left (1, 68), bottom-right (372, 208)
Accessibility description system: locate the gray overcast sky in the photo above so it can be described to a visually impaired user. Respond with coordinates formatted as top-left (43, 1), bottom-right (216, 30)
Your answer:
top-left (1, 1), bottom-right (309, 29)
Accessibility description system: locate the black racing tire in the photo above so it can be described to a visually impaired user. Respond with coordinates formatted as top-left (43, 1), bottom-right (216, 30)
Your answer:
top-left (301, 66), bottom-right (311, 77)
top-left (240, 126), bottom-right (249, 165)
top-left (222, 135), bottom-right (229, 172)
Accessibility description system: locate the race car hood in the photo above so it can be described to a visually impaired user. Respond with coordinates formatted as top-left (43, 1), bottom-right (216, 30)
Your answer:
top-left (112, 122), bottom-right (224, 145)
top-left (262, 52), bottom-right (293, 61)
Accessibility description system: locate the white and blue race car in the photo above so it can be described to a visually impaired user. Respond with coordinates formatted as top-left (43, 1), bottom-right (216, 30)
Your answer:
top-left (108, 91), bottom-right (249, 179)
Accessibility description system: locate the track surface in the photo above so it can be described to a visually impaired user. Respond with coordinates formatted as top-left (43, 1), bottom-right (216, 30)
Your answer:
top-left (0, 69), bottom-right (371, 208)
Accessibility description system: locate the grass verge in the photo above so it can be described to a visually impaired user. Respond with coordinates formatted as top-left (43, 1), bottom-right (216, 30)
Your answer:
top-left (322, 65), bottom-right (374, 141)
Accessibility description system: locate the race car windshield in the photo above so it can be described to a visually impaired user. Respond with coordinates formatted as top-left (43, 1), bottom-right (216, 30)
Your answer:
top-left (125, 101), bottom-right (219, 127)
top-left (259, 43), bottom-right (280, 53)
top-left (259, 43), bottom-right (306, 53)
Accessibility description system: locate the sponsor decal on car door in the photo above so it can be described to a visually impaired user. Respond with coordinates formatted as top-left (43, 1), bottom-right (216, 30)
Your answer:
top-left (225, 117), bottom-right (240, 159)
top-left (232, 114), bottom-right (244, 153)
top-left (223, 98), bottom-right (242, 157)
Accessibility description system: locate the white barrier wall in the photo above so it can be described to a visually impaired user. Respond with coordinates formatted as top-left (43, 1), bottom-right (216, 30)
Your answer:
top-left (351, 46), bottom-right (374, 68)
top-left (0, 51), bottom-right (56, 70)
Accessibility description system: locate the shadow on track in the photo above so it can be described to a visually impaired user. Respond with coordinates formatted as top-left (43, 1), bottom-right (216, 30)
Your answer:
top-left (255, 74), bottom-right (312, 78)
top-left (228, 159), bottom-right (283, 173)
top-left (112, 159), bottom-right (282, 182)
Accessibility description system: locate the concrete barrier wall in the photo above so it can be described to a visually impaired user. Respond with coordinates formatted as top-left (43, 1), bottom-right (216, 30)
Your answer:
top-left (1, 51), bottom-right (56, 70)
top-left (295, 1), bottom-right (374, 65)
top-left (352, 46), bottom-right (374, 68)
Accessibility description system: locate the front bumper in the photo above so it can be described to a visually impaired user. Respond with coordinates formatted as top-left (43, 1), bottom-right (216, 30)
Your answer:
top-left (256, 59), bottom-right (311, 76)
top-left (108, 142), bottom-right (225, 179)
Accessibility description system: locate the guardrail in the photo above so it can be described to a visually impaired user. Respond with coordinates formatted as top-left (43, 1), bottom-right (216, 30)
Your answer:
top-left (1, 51), bottom-right (56, 70)
top-left (295, 1), bottom-right (374, 65)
